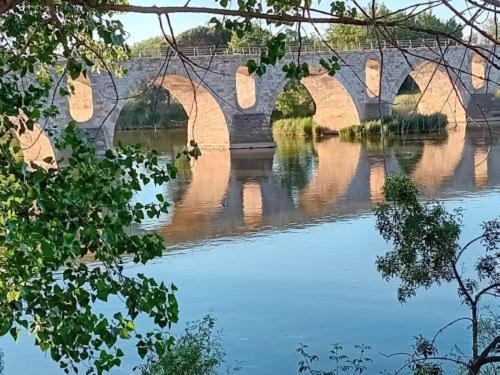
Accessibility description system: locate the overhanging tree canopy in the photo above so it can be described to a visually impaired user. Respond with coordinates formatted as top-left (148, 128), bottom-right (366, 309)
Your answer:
top-left (0, 1), bottom-right (498, 374)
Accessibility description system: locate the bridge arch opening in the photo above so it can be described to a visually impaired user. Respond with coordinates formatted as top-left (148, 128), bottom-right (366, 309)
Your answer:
top-left (116, 75), bottom-right (230, 149)
top-left (471, 52), bottom-right (486, 90)
top-left (236, 66), bottom-right (256, 109)
top-left (153, 76), bottom-right (229, 148)
top-left (393, 62), bottom-right (466, 123)
top-left (116, 85), bottom-right (188, 130)
top-left (392, 75), bottom-right (421, 116)
top-left (365, 58), bottom-right (381, 98)
top-left (301, 67), bottom-right (361, 132)
top-left (271, 67), bottom-right (361, 135)
top-left (270, 81), bottom-right (316, 128)
top-left (68, 74), bottom-right (94, 122)
top-left (9, 117), bottom-right (57, 168)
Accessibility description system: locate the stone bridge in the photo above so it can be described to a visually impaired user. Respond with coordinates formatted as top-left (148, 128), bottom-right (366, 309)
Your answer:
top-left (40, 43), bottom-right (499, 154)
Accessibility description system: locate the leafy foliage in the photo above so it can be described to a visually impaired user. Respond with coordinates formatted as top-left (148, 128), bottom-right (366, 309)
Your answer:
top-left (375, 176), bottom-right (499, 374)
top-left (228, 23), bottom-right (273, 49)
top-left (272, 117), bottom-right (327, 138)
top-left (0, 2), bottom-right (185, 373)
top-left (271, 81), bottom-right (316, 120)
top-left (326, 5), bottom-right (463, 46)
top-left (297, 343), bottom-right (372, 374)
top-left (1, 124), bottom-right (180, 373)
top-left (339, 114), bottom-right (448, 139)
top-left (130, 25), bottom-right (232, 56)
top-left (374, 175), bottom-right (462, 302)
top-left (140, 314), bottom-right (239, 375)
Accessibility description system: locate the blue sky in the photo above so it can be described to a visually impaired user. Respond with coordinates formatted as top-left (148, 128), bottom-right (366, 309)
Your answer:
top-left (117, 0), bottom-right (467, 44)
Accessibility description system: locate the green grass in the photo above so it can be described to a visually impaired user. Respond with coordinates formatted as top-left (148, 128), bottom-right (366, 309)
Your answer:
top-left (392, 93), bottom-right (421, 117)
top-left (272, 117), bottom-right (328, 138)
top-left (339, 113), bottom-right (448, 139)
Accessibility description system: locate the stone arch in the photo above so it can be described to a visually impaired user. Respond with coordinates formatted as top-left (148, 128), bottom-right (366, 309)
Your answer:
top-left (10, 117), bottom-right (56, 169)
top-left (299, 67), bottom-right (362, 132)
top-left (392, 61), bottom-right (466, 123)
top-left (365, 57), bottom-right (381, 98)
top-left (236, 66), bottom-right (256, 109)
top-left (151, 75), bottom-right (230, 148)
top-left (68, 74), bottom-right (94, 122)
top-left (471, 52), bottom-right (486, 90)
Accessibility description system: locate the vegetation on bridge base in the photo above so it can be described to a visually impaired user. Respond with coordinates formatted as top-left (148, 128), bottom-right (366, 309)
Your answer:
top-left (392, 93), bottom-right (421, 117)
top-left (271, 81), bottom-right (322, 138)
top-left (272, 117), bottom-right (329, 138)
top-left (339, 113), bottom-right (448, 139)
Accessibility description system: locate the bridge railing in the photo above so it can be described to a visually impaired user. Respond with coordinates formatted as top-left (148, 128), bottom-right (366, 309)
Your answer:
top-left (134, 38), bottom-right (471, 58)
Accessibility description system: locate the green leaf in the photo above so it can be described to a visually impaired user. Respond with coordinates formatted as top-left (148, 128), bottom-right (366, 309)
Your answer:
top-left (7, 290), bottom-right (20, 302)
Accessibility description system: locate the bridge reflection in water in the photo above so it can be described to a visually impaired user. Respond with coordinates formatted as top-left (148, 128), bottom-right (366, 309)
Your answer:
top-left (114, 126), bottom-right (500, 248)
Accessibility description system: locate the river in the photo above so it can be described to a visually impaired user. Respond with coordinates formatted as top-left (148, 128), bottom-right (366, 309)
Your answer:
top-left (2, 126), bottom-right (499, 374)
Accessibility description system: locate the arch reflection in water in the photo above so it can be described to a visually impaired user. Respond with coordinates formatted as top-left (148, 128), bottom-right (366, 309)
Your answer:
top-left (115, 128), bottom-right (500, 247)
top-left (411, 124), bottom-right (466, 191)
top-left (157, 149), bottom-right (231, 242)
top-left (299, 137), bottom-right (361, 216)
top-left (474, 148), bottom-right (489, 188)
top-left (242, 181), bottom-right (263, 228)
top-left (370, 163), bottom-right (385, 204)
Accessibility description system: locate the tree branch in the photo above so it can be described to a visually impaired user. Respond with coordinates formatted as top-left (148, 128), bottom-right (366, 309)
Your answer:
top-left (470, 336), bottom-right (500, 372)
top-left (0, 0), bottom-right (20, 15)
top-left (475, 283), bottom-right (500, 302)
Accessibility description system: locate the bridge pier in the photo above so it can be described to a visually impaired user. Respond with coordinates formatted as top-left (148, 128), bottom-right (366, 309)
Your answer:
top-left (360, 101), bottom-right (392, 121)
top-left (229, 113), bottom-right (275, 149)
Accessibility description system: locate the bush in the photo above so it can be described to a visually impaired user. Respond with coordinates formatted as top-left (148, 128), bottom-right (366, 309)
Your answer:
top-left (140, 315), bottom-right (238, 375)
top-left (339, 113), bottom-right (448, 139)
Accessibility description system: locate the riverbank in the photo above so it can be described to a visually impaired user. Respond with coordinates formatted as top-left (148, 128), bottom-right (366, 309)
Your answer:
top-left (339, 113), bottom-right (448, 138)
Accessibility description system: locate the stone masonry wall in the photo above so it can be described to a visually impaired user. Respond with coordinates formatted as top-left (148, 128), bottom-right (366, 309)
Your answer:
top-left (46, 45), bottom-right (498, 151)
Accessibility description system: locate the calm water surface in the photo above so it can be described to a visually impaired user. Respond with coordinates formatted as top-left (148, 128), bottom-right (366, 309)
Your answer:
top-left (3, 126), bottom-right (500, 374)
